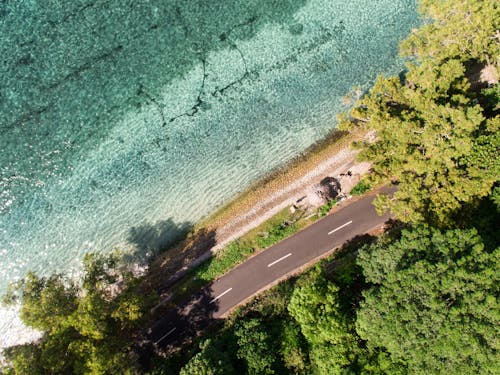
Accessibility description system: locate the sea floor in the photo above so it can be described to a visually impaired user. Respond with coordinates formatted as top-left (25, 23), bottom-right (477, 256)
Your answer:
top-left (0, 0), bottom-right (418, 346)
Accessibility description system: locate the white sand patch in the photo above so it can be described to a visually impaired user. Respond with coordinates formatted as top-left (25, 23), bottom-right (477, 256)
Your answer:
top-left (0, 306), bottom-right (41, 352)
top-left (213, 148), bottom-right (370, 250)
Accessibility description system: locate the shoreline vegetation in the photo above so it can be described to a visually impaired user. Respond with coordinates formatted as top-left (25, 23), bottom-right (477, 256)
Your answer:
top-left (2, 0), bottom-right (499, 373)
top-left (143, 127), bottom-right (370, 300)
top-left (155, 0), bottom-right (499, 373)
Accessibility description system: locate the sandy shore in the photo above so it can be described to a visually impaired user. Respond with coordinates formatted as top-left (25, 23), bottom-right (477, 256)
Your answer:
top-left (145, 129), bottom-right (370, 293)
top-left (212, 148), bottom-right (367, 250)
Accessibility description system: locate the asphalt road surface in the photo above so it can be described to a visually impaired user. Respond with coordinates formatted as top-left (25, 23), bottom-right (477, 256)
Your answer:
top-left (149, 187), bottom-right (393, 349)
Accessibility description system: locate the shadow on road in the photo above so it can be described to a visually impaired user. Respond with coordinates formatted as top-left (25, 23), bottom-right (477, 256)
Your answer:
top-left (141, 227), bottom-right (218, 295)
top-left (122, 218), bottom-right (223, 369)
top-left (137, 286), bottom-right (221, 368)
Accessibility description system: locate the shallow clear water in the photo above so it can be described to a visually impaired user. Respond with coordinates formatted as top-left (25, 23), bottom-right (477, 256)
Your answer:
top-left (0, 0), bottom-right (418, 344)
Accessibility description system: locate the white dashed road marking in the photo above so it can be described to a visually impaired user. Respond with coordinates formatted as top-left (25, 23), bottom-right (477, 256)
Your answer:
top-left (210, 287), bottom-right (233, 303)
top-left (267, 253), bottom-right (292, 268)
top-left (328, 220), bottom-right (353, 235)
top-left (155, 327), bottom-right (176, 345)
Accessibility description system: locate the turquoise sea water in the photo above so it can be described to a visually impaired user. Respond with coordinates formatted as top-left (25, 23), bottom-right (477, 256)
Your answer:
top-left (0, 0), bottom-right (418, 344)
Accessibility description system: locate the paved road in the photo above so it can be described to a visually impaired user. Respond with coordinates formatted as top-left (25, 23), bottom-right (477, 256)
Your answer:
top-left (149, 187), bottom-right (393, 349)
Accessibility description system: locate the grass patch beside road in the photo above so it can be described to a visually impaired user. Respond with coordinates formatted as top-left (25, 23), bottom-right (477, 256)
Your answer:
top-left (171, 207), bottom-right (312, 303)
top-left (317, 199), bottom-right (338, 217)
top-left (350, 179), bottom-right (371, 196)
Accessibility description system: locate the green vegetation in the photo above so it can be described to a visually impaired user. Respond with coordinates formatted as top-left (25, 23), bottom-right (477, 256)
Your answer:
top-left (349, 180), bottom-right (371, 196)
top-left (256, 221), bottom-right (298, 248)
top-left (196, 242), bottom-right (255, 285)
top-left (2, 1), bottom-right (498, 374)
top-left (339, 0), bottom-right (499, 226)
top-left (287, 268), bottom-right (359, 374)
top-left (160, 1), bottom-right (500, 373)
top-left (356, 225), bottom-right (499, 374)
top-left (1, 253), bottom-right (157, 374)
top-left (317, 198), bottom-right (337, 217)
top-left (173, 208), bottom-right (307, 301)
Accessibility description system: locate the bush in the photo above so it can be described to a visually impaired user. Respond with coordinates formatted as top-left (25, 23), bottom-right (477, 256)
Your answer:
top-left (350, 180), bottom-right (371, 196)
top-left (256, 221), bottom-right (298, 249)
top-left (318, 199), bottom-right (337, 217)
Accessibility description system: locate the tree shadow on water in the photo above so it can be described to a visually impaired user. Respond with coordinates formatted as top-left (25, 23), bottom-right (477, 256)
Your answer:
top-left (133, 221), bottom-right (218, 293)
top-left (127, 218), bottom-right (192, 256)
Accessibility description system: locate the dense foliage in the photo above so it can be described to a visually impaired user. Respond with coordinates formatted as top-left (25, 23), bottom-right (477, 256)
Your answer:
top-left (339, 0), bottom-right (499, 226)
top-left (3, 0), bottom-right (498, 374)
top-left (1, 253), bottom-right (155, 374)
top-left (357, 225), bottom-right (499, 374)
top-left (165, 0), bottom-right (499, 374)
top-left (287, 269), bottom-right (357, 374)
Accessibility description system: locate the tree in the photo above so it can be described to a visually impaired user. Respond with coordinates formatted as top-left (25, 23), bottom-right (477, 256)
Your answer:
top-left (180, 339), bottom-right (234, 375)
top-left (341, 65), bottom-right (499, 226)
top-left (287, 268), bottom-right (357, 374)
top-left (2, 253), bottom-right (152, 374)
top-left (279, 322), bottom-right (309, 374)
top-left (356, 226), bottom-right (500, 374)
top-left (234, 318), bottom-right (277, 375)
top-left (1, 344), bottom-right (43, 375)
top-left (400, 0), bottom-right (499, 67)
top-left (339, 0), bottom-right (500, 226)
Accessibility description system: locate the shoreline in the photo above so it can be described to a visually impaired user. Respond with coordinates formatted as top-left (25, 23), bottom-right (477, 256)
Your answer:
top-left (145, 128), bottom-right (370, 293)
top-left (199, 128), bottom-right (368, 240)
top-left (1, 127), bottom-right (368, 350)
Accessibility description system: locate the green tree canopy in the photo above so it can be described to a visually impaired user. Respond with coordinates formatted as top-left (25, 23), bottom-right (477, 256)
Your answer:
top-left (341, 64), bottom-right (499, 226)
top-left (356, 226), bottom-right (500, 374)
top-left (400, 0), bottom-right (500, 66)
top-left (234, 318), bottom-right (278, 375)
top-left (279, 322), bottom-right (309, 374)
top-left (179, 339), bottom-right (235, 375)
top-left (287, 268), bottom-right (358, 374)
top-left (339, 0), bottom-right (500, 226)
top-left (2, 253), bottom-right (153, 374)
